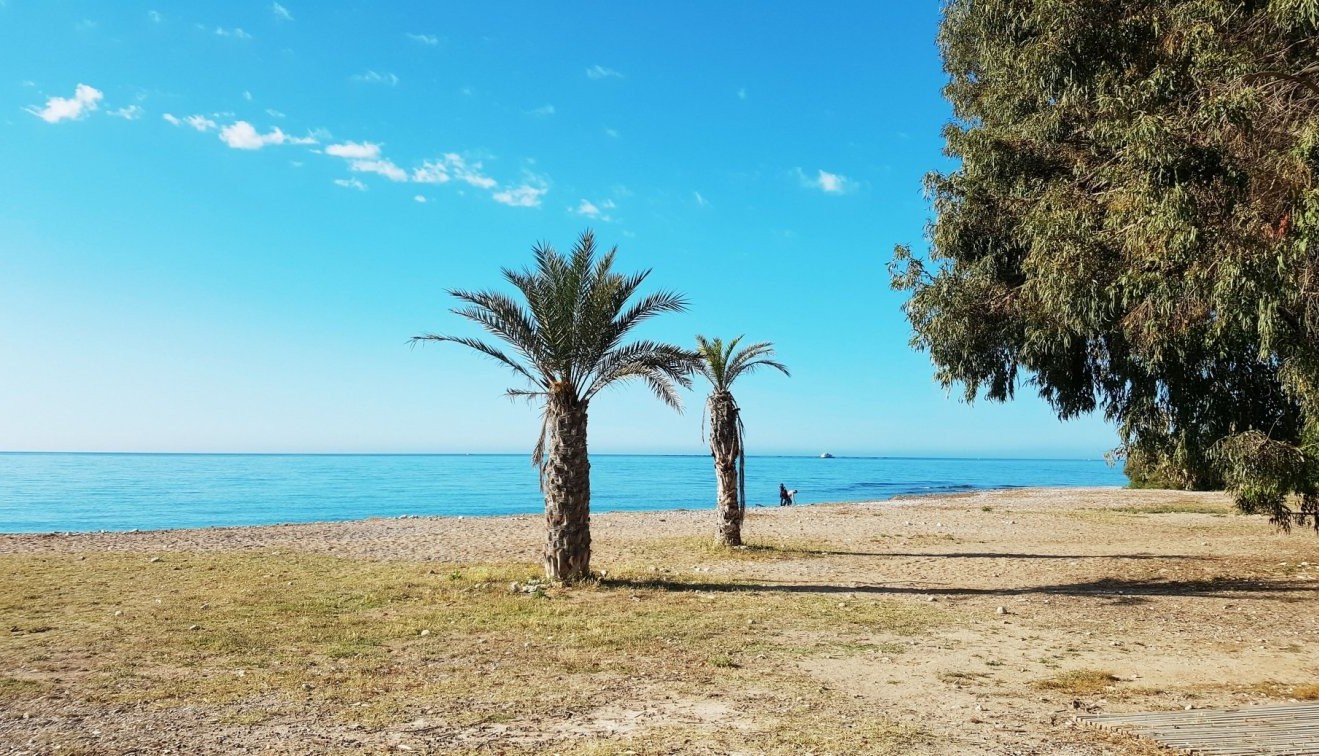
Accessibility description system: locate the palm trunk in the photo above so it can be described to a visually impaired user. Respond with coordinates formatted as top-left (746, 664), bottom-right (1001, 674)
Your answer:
top-left (542, 385), bottom-right (592, 581)
top-left (710, 391), bottom-right (743, 546)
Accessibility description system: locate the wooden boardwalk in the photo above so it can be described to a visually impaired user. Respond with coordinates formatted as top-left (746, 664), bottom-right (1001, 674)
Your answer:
top-left (1077, 703), bottom-right (1319, 755)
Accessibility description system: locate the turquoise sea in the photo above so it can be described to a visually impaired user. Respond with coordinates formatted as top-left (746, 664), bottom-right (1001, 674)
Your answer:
top-left (0, 453), bottom-right (1126, 533)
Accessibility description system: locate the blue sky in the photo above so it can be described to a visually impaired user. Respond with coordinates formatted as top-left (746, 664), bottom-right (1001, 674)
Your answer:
top-left (0, 2), bottom-right (1118, 458)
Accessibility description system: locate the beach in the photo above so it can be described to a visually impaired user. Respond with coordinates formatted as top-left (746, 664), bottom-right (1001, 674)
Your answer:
top-left (3, 486), bottom-right (1318, 754)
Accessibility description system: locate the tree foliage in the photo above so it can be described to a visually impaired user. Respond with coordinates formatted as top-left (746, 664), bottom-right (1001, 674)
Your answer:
top-left (892, 0), bottom-right (1319, 528)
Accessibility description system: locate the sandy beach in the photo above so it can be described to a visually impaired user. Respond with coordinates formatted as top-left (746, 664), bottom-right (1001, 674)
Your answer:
top-left (3, 486), bottom-right (1318, 754)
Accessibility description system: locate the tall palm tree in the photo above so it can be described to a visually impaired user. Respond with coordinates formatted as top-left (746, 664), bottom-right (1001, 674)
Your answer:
top-left (695, 335), bottom-right (790, 546)
top-left (414, 231), bottom-right (699, 582)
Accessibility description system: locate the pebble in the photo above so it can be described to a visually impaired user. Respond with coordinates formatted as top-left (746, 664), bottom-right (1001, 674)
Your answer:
top-left (148, 557), bottom-right (162, 563)
top-left (188, 624), bottom-right (200, 631)
top-left (419, 629), bottom-right (430, 637)
top-left (996, 606), bottom-right (1006, 615)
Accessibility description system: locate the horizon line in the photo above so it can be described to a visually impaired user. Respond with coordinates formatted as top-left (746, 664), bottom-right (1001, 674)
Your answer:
top-left (0, 450), bottom-right (1114, 463)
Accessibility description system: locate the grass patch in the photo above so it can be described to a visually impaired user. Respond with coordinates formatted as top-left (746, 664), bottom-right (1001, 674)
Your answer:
top-left (1292, 685), bottom-right (1319, 700)
top-left (1113, 500), bottom-right (1234, 516)
top-left (1033, 669), bottom-right (1120, 695)
top-left (0, 550), bottom-right (947, 751)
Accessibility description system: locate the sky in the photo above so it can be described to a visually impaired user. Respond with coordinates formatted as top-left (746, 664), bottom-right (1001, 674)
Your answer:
top-left (0, 2), bottom-right (1120, 458)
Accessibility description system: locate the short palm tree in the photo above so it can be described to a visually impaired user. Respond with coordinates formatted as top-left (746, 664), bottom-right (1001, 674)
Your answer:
top-left (414, 231), bottom-right (699, 582)
top-left (695, 335), bottom-right (790, 546)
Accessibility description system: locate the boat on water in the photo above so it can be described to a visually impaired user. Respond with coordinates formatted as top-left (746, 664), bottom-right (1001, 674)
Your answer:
top-left (819, 452), bottom-right (834, 459)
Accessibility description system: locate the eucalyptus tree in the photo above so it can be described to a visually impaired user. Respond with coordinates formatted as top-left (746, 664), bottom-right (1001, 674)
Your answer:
top-left (415, 231), bottom-right (700, 580)
top-left (695, 335), bottom-right (789, 546)
top-left (891, 0), bottom-right (1318, 528)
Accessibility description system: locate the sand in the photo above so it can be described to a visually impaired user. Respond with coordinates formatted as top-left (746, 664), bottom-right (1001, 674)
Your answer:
top-left (3, 486), bottom-right (1318, 754)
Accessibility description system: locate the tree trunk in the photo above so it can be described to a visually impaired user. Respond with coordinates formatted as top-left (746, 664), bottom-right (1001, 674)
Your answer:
top-left (542, 384), bottom-right (592, 581)
top-left (710, 391), bottom-right (743, 546)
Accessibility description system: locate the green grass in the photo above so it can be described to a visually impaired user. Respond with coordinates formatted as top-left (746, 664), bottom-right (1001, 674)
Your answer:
top-left (0, 550), bottom-right (947, 753)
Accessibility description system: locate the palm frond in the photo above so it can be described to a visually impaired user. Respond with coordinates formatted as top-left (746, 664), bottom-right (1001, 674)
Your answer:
top-left (411, 334), bottom-right (541, 387)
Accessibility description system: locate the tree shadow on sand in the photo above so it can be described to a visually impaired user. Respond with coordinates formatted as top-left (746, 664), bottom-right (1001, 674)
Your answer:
top-left (600, 575), bottom-right (1317, 603)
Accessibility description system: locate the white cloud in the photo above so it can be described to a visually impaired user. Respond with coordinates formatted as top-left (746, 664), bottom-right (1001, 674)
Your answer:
top-left (184, 114), bottom-right (217, 131)
top-left (406, 33), bottom-right (438, 46)
top-left (573, 198), bottom-right (615, 220)
top-left (266, 108), bottom-right (285, 119)
top-left (243, 90), bottom-right (254, 101)
top-left (797, 168), bottom-right (854, 194)
top-left (526, 104), bottom-right (555, 118)
top-left (446, 154), bottom-right (496, 189)
top-left (334, 178), bottom-right (367, 191)
top-left (586, 65), bottom-right (623, 80)
top-left (215, 26), bottom-right (252, 39)
top-left (694, 191), bottom-right (709, 207)
top-left (147, 10), bottom-right (163, 23)
top-left (411, 160), bottom-right (450, 184)
top-left (109, 105), bottom-right (143, 120)
top-left (272, 3), bottom-right (293, 21)
top-left (815, 169), bottom-right (852, 194)
top-left (351, 158), bottom-right (407, 182)
top-left (325, 141), bottom-right (381, 159)
top-left (493, 182), bottom-right (548, 208)
top-left (352, 70), bottom-right (398, 86)
top-left (218, 120), bottom-right (314, 149)
top-left (412, 153), bottom-right (497, 188)
top-left (163, 113), bottom-right (181, 125)
top-left (27, 83), bottom-right (103, 123)
top-left (413, 195), bottom-right (427, 203)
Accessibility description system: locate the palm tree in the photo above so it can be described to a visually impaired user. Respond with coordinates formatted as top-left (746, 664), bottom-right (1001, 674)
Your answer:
top-left (695, 335), bottom-right (790, 546)
top-left (414, 231), bottom-right (699, 582)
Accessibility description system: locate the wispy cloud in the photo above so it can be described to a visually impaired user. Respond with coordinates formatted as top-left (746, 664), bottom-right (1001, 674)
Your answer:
top-left (215, 26), bottom-right (252, 39)
top-left (585, 65), bottom-right (623, 80)
top-left (351, 158), bottom-right (407, 182)
top-left (413, 194), bottom-right (427, 203)
top-left (572, 198), bottom-right (615, 221)
top-left (525, 104), bottom-right (555, 118)
top-left (694, 191), bottom-right (709, 207)
top-left (271, 3), bottom-right (293, 21)
top-left (109, 105), bottom-right (144, 120)
top-left (737, 88), bottom-right (748, 100)
top-left (351, 70), bottom-right (398, 86)
top-left (27, 83), bottom-right (103, 123)
top-left (147, 10), bottom-right (163, 23)
top-left (219, 121), bottom-right (315, 149)
top-left (334, 177), bottom-right (367, 191)
top-left (406, 33), bottom-right (438, 46)
top-left (325, 141), bottom-right (381, 159)
top-left (797, 168), bottom-right (854, 194)
top-left (604, 127), bottom-right (620, 139)
top-left (185, 114), bottom-right (218, 131)
top-left (493, 176), bottom-right (549, 208)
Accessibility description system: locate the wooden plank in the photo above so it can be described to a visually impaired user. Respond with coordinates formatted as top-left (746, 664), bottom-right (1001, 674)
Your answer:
top-left (1077, 702), bottom-right (1319, 755)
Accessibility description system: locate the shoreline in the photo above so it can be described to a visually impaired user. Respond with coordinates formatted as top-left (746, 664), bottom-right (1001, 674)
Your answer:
top-left (0, 485), bottom-right (1129, 540)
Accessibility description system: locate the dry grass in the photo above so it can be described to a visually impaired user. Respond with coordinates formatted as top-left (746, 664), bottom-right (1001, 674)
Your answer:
top-left (1112, 500), bottom-right (1235, 516)
top-left (0, 550), bottom-right (944, 753)
top-left (1293, 685), bottom-right (1319, 701)
top-left (1033, 669), bottom-right (1121, 695)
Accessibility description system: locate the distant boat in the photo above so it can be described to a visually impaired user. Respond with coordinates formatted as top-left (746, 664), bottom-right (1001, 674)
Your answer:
top-left (819, 452), bottom-right (834, 459)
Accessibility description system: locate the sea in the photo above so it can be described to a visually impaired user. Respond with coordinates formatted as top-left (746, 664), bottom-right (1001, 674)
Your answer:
top-left (0, 453), bottom-right (1126, 534)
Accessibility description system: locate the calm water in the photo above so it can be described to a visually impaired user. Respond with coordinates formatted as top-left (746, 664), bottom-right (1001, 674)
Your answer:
top-left (0, 453), bottom-right (1125, 533)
